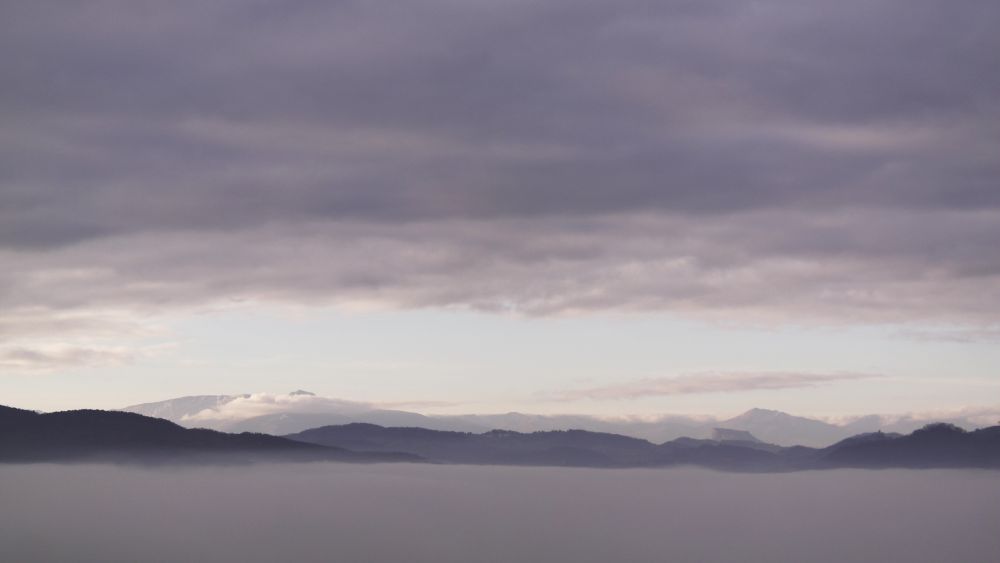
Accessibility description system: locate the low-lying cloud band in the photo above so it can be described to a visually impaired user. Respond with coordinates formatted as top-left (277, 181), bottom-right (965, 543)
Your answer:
top-left (553, 372), bottom-right (881, 401)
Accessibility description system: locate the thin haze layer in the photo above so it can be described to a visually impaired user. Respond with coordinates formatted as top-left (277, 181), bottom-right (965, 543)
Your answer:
top-left (0, 464), bottom-right (998, 563)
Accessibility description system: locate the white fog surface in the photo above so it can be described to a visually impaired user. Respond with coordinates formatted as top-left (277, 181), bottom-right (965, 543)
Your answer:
top-left (1, 463), bottom-right (998, 563)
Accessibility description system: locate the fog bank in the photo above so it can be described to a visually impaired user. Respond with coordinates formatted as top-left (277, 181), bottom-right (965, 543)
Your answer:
top-left (1, 464), bottom-right (997, 562)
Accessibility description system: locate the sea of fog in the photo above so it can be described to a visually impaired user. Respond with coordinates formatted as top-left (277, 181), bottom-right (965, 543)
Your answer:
top-left (1, 463), bottom-right (997, 563)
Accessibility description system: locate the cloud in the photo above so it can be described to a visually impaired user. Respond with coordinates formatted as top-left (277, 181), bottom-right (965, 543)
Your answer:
top-left (375, 400), bottom-right (466, 410)
top-left (1, 0), bottom-right (998, 348)
top-left (895, 326), bottom-right (1000, 343)
top-left (552, 372), bottom-right (880, 401)
top-left (0, 346), bottom-right (135, 371)
top-left (4, 211), bottom-right (998, 326)
top-left (180, 392), bottom-right (373, 424)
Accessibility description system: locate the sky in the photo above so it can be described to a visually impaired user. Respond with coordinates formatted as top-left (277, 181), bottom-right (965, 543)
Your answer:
top-left (2, 0), bottom-right (998, 417)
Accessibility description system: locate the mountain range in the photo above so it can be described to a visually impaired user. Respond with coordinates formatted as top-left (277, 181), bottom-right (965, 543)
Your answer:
top-left (4, 402), bottom-right (999, 471)
top-left (285, 422), bottom-right (1000, 470)
top-left (121, 392), bottom-right (999, 447)
top-left (0, 405), bottom-right (419, 465)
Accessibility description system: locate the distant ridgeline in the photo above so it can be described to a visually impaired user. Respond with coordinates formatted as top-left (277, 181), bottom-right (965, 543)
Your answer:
top-left (0, 405), bottom-right (418, 465)
top-left (2, 404), bottom-right (998, 470)
top-left (285, 422), bottom-right (1000, 471)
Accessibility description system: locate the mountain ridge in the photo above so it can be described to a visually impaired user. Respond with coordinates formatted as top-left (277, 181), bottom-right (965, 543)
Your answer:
top-left (120, 393), bottom-right (998, 447)
top-left (4, 404), bottom-right (999, 470)
top-left (286, 420), bottom-right (1000, 471)
top-left (0, 405), bottom-right (420, 465)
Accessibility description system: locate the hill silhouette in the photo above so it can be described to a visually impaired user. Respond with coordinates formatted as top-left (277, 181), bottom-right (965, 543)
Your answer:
top-left (4, 404), bottom-right (998, 470)
top-left (821, 423), bottom-right (1000, 468)
top-left (287, 424), bottom-right (790, 470)
top-left (287, 421), bottom-right (1000, 471)
top-left (122, 393), bottom-right (999, 447)
top-left (0, 405), bottom-right (420, 465)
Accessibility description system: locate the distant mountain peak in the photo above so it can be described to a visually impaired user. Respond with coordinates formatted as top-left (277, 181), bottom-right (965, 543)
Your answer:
top-left (741, 408), bottom-right (786, 417)
top-left (711, 428), bottom-right (762, 443)
top-left (725, 408), bottom-right (797, 423)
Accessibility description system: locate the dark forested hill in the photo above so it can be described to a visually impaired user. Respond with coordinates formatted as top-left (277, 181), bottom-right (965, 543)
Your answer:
top-left (4, 404), bottom-right (997, 470)
top-left (288, 421), bottom-right (1000, 471)
top-left (0, 405), bottom-right (420, 465)
top-left (286, 423), bottom-right (789, 469)
top-left (820, 423), bottom-right (1000, 468)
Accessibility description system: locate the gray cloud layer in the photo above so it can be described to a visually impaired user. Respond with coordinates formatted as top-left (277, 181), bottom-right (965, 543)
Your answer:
top-left (2, 0), bottom-right (999, 348)
top-left (552, 371), bottom-right (878, 401)
top-left (0, 346), bottom-right (134, 371)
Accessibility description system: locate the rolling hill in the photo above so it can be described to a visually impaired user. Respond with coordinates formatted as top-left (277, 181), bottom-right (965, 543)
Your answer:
top-left (0, 405), bottom-right (420, 465)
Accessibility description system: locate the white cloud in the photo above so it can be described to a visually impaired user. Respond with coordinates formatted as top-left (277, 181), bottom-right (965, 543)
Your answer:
top-left (181, 392), bottom-right (373, 424)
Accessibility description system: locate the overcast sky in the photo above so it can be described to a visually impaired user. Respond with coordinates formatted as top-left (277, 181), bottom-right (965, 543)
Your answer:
top-left (2, 1), bottom-right (998, 416)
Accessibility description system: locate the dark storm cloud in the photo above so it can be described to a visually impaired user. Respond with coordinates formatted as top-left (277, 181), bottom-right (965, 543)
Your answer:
top-left (2, 0), bottom-right (999, 333)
